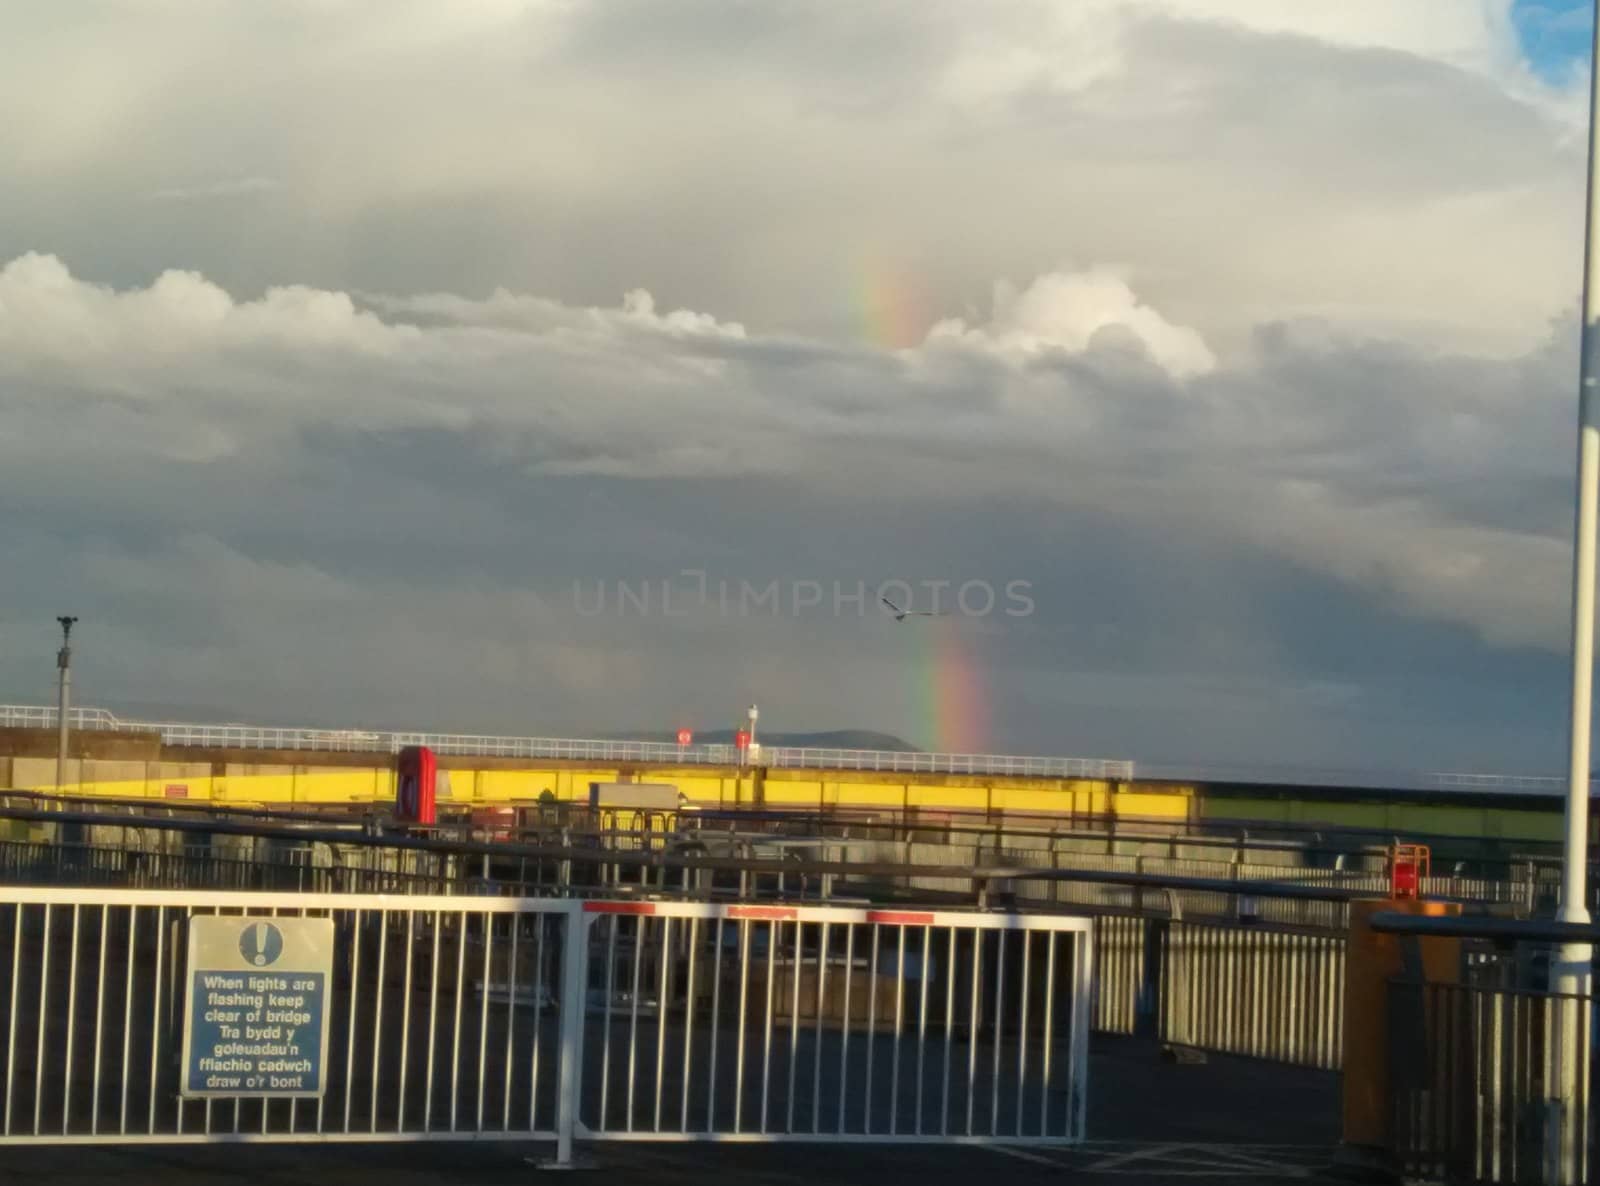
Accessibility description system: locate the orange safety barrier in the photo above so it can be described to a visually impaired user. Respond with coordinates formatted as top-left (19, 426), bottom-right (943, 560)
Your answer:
top-left (1342, 881), bottom-right (1458, 1158)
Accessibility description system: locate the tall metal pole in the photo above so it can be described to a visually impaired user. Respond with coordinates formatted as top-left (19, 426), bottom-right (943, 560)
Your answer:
top-left (54, 617), bottom-right (77, 793)
top-left (1557, 0), bottom-right (1600, 979)
top-left (1549, 10), bottom-right (1600, 1180)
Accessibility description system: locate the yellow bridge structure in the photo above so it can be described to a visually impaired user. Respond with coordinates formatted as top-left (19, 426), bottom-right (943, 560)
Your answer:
top-left (0, 706), bottom-right (1574, 846)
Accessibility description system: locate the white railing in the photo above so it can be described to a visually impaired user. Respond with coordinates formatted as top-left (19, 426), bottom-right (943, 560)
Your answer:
top-left (0, 887), bottom-right (569, 1147)
top-left (1090, 916), bottom-right (1346, 1070)
top-left (1127, 759), bottom-right (1564, 796)
top-left (0, 705), bottom-right (1135, 780)
top-left (757, 747), bottom-right (1122, 779)
top-left (575, 900), bottom-right (1091, 1143)
top-left (0, 888), bottom-right (1092, 1155)
top-left (0, 703), bottom-right (1567, 792)
top-left (0, 706), bottom-right (121, 732)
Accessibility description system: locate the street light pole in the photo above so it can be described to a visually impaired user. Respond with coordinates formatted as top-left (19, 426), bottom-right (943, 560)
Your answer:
top-left (1549, 7), bottom-right (1600, 1178)
top-left (1558, 0), bottom-right (1600, 983)
top-left (54, 616), bottom-right (78, 793)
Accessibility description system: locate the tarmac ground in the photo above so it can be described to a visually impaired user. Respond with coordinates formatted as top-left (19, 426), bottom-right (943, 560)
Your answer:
top-left (0, 1036), bottom-right (1348, 1186)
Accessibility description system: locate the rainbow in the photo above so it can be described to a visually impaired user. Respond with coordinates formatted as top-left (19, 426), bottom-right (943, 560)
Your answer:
top-left (901, 614), bottom-right (991, 754)
top-left (860, 261), bottom-right (991, 751)
top-left (857, 258), bottom-right (931, 349)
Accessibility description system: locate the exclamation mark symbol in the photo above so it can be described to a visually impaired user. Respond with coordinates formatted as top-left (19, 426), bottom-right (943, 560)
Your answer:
top-left (248, 923), bottom-right (268, 966)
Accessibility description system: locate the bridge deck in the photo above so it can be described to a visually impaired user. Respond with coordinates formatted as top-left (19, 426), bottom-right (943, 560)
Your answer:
top-left (5, 1036), bottom-right (1341, 1185)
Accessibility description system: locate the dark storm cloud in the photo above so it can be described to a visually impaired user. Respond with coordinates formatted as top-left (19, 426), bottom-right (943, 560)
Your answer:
top-left (0, 250), bottom-right (1581, 769)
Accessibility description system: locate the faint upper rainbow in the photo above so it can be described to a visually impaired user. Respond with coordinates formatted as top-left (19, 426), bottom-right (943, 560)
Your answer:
top-left (858, 258), bottom-right (933, 349)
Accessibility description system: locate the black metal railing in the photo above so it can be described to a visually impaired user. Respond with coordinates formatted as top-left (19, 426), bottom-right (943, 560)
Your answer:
top-left (1390, 978), bottom-right (1594, 1184)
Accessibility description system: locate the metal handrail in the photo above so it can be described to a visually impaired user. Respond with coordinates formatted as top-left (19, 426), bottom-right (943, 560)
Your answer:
top-left (0, 703), bottom-right (1135, 779)
top-left (0, 799), bottom-right (1386, 907)
top-left (0, 785), bottom-right (1563, 877)
top-left (1368, 911), bottom-right (1600, 944)
top-left (0, 786), bottom-right (367, 827)
top-left (0, 701), bottom-right (1569, 793)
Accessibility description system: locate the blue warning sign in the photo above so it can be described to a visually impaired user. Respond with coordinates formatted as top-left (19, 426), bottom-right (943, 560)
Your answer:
top-left (181, 916), bottom-right (333, 1098)
top-left (238, 921), bottom-right (284, 967)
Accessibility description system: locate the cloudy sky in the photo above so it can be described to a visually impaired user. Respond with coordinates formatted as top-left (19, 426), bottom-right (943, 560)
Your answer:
top-left (1, 1), bottom-right (1597, 774)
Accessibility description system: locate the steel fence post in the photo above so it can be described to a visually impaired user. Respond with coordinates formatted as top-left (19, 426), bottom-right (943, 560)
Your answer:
top-left (550, 904), bottom-right (588, 1167)
top-left (1135, 916), bottom-right (1166, 1045)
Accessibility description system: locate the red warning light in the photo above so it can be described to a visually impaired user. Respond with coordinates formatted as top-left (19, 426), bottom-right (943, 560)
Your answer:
top-left (734, 730), bottom-right (751, 750)
top-left (677, 728), bottom-right (692, 747)
top-left (396, 745), bottom-right (437, 826)
top-left (1389, 843), bottom-right (1430, 900)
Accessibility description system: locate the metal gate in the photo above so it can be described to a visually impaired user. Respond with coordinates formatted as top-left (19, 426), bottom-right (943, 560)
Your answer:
top-left (575, 901), bottom-right (1091, 1144)
top-left (0, 887), bottom-right (571, 1145)
top-left (0, 888), bottom-right (1091, 1156)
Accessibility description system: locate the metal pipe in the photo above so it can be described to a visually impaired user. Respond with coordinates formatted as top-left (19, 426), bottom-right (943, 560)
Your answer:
top-left (811, 920), bottom-right (828, 1134)
top-left (118, 908), bottom-right (134, 1135)
top-left (653, 916), bottom-right (670, 1132)
top-left (864, 925), bottom-right (878, 1131)
top-left (786, 919), bottom-right (801, 1132)
top-left (598, 916), bottom-right (617, 1128)
top-left (680, 916), bottom-right (698, 1133)
top-left (528, 912), bottom-right (546, 1133)
top-left (34, 904), bottom-right (52, 1135)
top-left (147, 907), bottom-right (163, 1135)
top-left (915, 924), bottom-right (930, 1135)
top-left (342, 909), bottom-right (361, 1133)
top-left (553, 909), bottom-right (586, 1165)
top-left (734, 919), bottom-right (751, 1132)
top-left (369, 915), bottom-right (390, 1132)
top-left (759, 919), bottom-right (775, 1133)
top-left (626, 916), bottom-right (642, 1131)
top-left (837, 925), bottom-right (853, 1133)
top-left (62, 905), bottom-right (87, 1136)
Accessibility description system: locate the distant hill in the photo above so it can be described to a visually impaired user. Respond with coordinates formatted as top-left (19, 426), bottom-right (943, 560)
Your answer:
top-left (610, 728), bottom-right (920, 752)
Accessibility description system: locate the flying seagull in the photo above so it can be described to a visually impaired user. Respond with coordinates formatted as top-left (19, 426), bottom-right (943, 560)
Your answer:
top-left (881, 596), bottom-right (941, 622)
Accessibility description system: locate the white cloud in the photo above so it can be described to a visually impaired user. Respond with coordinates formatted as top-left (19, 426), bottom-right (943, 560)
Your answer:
top-left (927, 269), bottom-right (1217, 378)
top-left (939, 0), bottom-right (1526, 101)
top-left (0, 1), bottom-right (1580, 359)
top-left (1160, 0), bottom-right (1518, 67)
